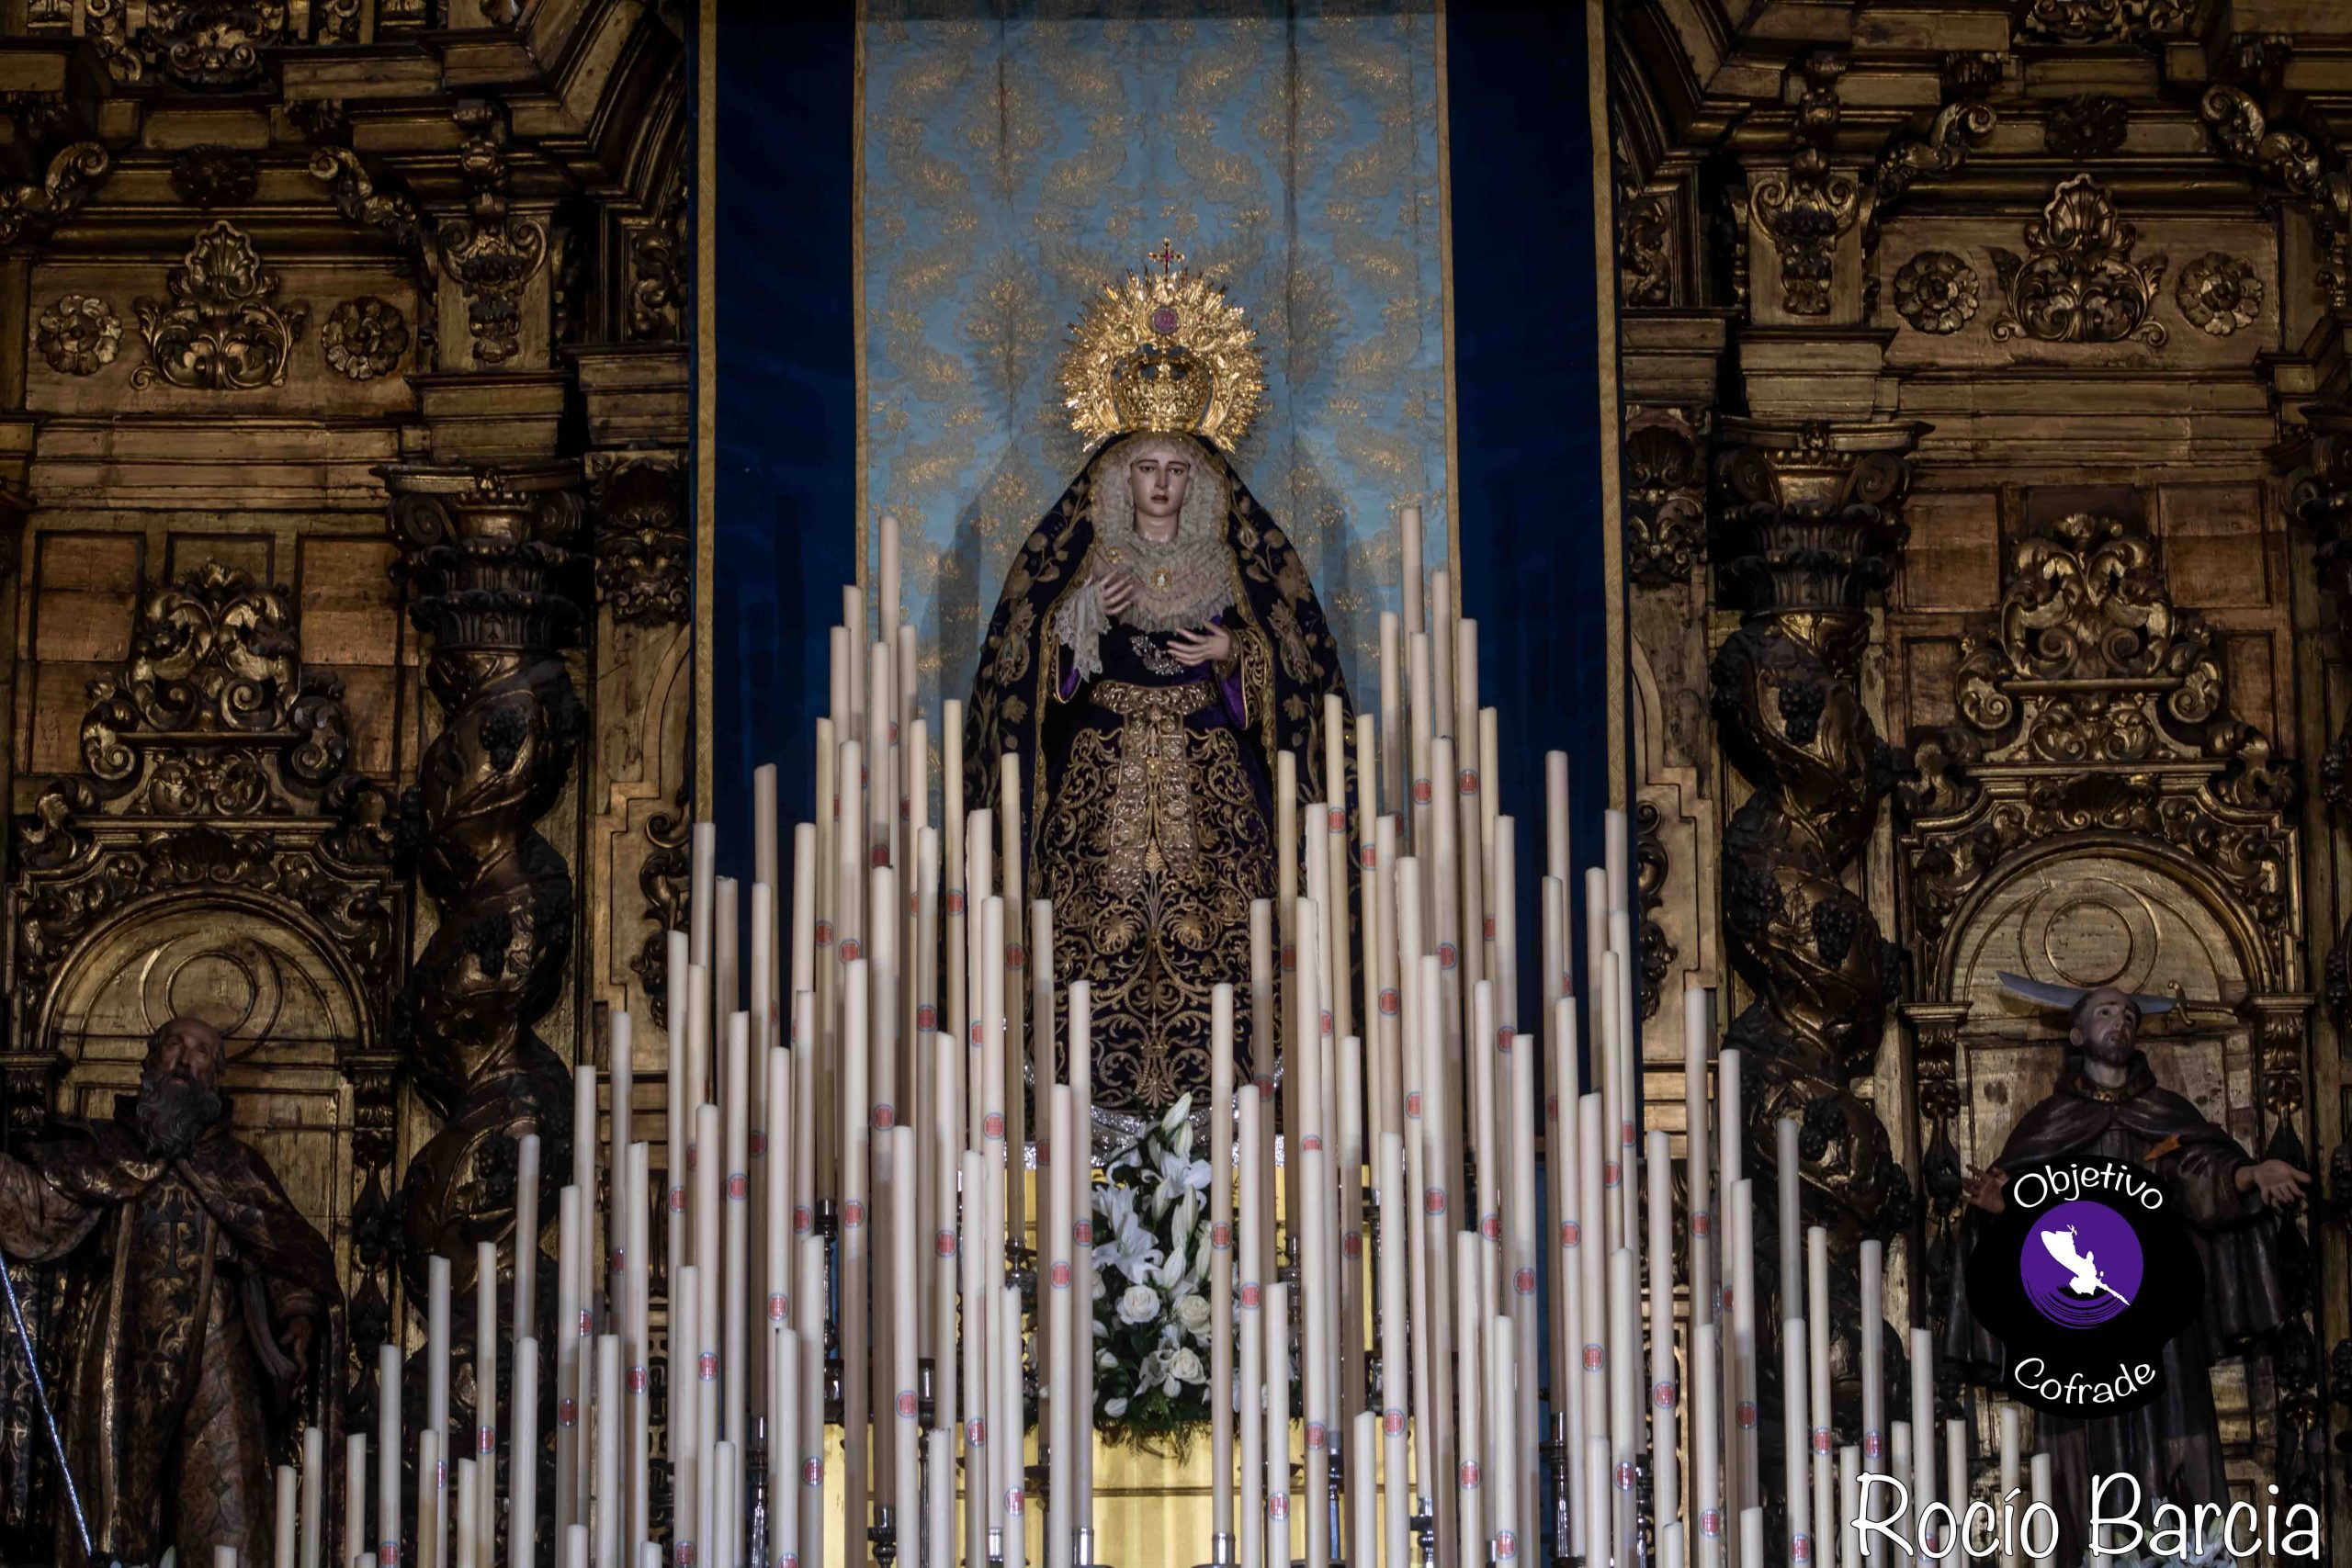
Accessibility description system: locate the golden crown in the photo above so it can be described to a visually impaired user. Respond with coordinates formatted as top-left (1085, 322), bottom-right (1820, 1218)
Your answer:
top-left (1058, 240), bottom-right (1266, 447)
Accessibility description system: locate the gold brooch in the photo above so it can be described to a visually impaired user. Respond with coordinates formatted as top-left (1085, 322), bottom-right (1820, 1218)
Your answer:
top-left (1058, 239), bottom-right (1266, 447)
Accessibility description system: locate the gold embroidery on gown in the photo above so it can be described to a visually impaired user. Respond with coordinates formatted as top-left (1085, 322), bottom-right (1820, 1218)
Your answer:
top-left (1039, 676), bottom-right (1272, 1111)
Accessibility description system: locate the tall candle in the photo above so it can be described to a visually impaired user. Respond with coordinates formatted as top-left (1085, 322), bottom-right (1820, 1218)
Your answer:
top-left (841, 959), bottom-right (872, 1563)
top-left (345, 1432), bottom-right (368, 1568)
top-left (426, 1257), bottom-right (451, 1560)
top-left (997, 756), bottom-right (1028, 1249)
top-left (1490, 1314), bottom-right (1518, 1566)
top-left (996, 1283), bottom-right (1027, 1568)
top-left (610, 1011), bottom-right (634, 1308)
top-left (1302, 1134), bottom-right (1333, 1568)
top-left (1783, 1324), bottom-right (1813, 1568)
top-left (1210, 986), bottom-right (1237, 1551)
top-left (1731, 1179), bottom-right (1759, 1529)
top-left (878, 511), bottom-right (900, 635)
top-left (1890, 1423), bottom-right (1912, 1560)
top-left (1070, 977), bottom-right (1098, 1542)
top-left (473, 1241), bottom-right (497, 1568)
top-left (889, 1124), bottom-right (921, 1566)
top-left (1264, 1280), bottom-right (1292, 1568)
top-left (690, 822), bottom-right (716, 965)
top-left (1046, 1088), bottom-right (1077, 1568)
top-left (1375, 1131), bottom-right (1410, 1568)
top-left (960, 1148), bottom-right (989, 1568)
top-left (1550, 1007), bottom-right (1587, 1558)
top-left (665, 930), bottom-right (691, 1307)
top-left (1609, 1248), bottom-right (1636, 1568)
top-left (2029, 1454), bottom-right (2054, 1568)
top-left (376, 1343), bottom-right (401, 1568)
top-left (1430, 568), bottom-right (1454, 740)
top-left (300, 1426), bottom-right (322, 1568)
top-left (1237, 1087), bottom-right (1266, 1568)
top-left (515, 1134), bottom-right (540, 1354)
top-left (1838, 1447), bottom-right (1861, 1568)
top-left (276, 1462), bottom-right (299, 1568)
top-left (672, 1263), bottom-right (699, 1568)
top-left (723, 1012), bottom-right (751, 1446)
top-left (1997, 1405), bottom-right (2021, 1568)
top-left (1945, 1418), bottom-right (1969, 1567)
top-left (1860, 1235), bottom-right (1886, 1564)
top-left (1810, 1226), bottom-right (1836, 1560)
top-left (627, 1143), bottom-right (653, 1557)
top-left (1506, 985), bottom-right (1541, 1532)
top-left (1692, 1319), bottom-right (1722, 1568)
top-left (1407, 632), bottom-right (1433, 856)
top-left (1684, 988), bottom-right (1713, 1330)
top-left (1777, 1118), bottom-right (1802, 1322)
top-left (1379, 612), bottom-right (1404, 819)
top-left (512, 1340), bottom-right (538, 1568)
top-left (1649, 1129), bottom-right (1680, 1532)
top-left (1400, 504), bottom-right (1424, 638)
top-left (1599, 952), bottom-right (1624, 1256)
top-left (774, 1327), bottom-right (803, 1568)
top-left (1910, 1329), bottom-right (1937, 1556)
top-left (1577, 1095), bottom-right (1608, 1487)
top-left (932, 1031), bottom-right (960, 1444)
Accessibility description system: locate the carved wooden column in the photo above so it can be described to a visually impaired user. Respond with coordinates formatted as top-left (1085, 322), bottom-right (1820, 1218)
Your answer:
top-left (380, 461), bottom-right (586, 1274)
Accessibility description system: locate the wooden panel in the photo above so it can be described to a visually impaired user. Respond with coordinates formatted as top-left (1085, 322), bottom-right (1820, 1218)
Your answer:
top-left (2158, 482), bottom-right (2270, 608)
top-left (29, 532), bottom-right (140, 662)
top-left (1896, 490), bottom-right (2000, 612)
top-left (299, 535), bottom-right (402, 668)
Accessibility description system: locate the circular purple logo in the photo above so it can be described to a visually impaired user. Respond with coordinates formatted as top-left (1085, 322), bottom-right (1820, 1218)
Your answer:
top-left (2018, 1199), bottom-right (2142, 1327)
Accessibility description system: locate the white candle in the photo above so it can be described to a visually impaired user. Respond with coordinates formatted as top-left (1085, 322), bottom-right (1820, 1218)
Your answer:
top-left (1375, 1131), bottom-right (1409, 1568)
top-left (219, 1547), bottom-right (241, 1568)
top-left (960, 1148), bottom-right (989, 1568)
top-left (418, 1438), bottom-right (442, 1568)
top-left (1861, 1236), bottom-right (1885, 1567)
top-left (1945, 1418), bottom-right (1969, 1567)
top-left (1210, 986), bottom-right (1237, 1552)
top-left (1784, 1324), bottom-right (1813, 1568)
top-left (1777, 1119), bottom-right (1802, 1331)
top-left (426, 1256), bottom-right (450, 1561)
top-left (1400, 504), bottom-right (1424, 638)
top-left (300, 1426), bottom-right (322, 1568)
top-left (690, 822), bottom-right (716, 965)
top-left (1238, 1088), bottom-right (1266, 1568)
top-left (1998, 1405), bottom-right (2021, 1568)
top-left (1265, 1280), bottom-right (1292, 1568)
top-left (375, 1343), bottom-right (401, 1568)
top-left (924, 1426), bottom-right (952, 1568)
top-left (879, 511), bottom-right (901, 635)
top-left (1047, 1087), bottom-right (1077, 1568)
top-left (1684, 989), bottom-right (1713, 1328)
top-left (723, 1011), bottom-right (751, 1446)
top-left (1490, 1314), bottom-right (1519, 1565)
top-left (515, 1133), bottom-right (540, 1353)
top-left (665, 929), bottom-right (691, 1312)
top-left (473, 1241), bottom-right (496, 1568)
top-left (1379, 613), bottom-right (1404, 819)
top-left (1302, 1134), bottom-right (1333, 1568)
top-left (1649, 1130), bottom-right (1680, 1530)
top-left (774, 1328), bottom-right (803, 1568)
top-left (889, 1124), bottom-right (921, 1564)
top-left (610, 1011), bottom-right (633, 1310)
top-left (996, 1283), bottom-right (1027, 1568)
top-left (1910, 1329), bottom-right (1937, 1558)
top-left (1551, 1004), bottom-right (1588, 1559)
top-left (841, 957), bottom-right (872, 1554)
top-left (672, 1263), bottom-right (699, 1568)
top-left (1692, 1319), bottom-right (1722, 1568)
top-left (1890, 1423), bottom-right (1911, 1560)
top-left (627, 1144), bottom-right (653, 1555)
top-left (1610, 1247), bottom-right (1637, 1568)
top-left (2028, 1453), bottom-right (2054, 1568)
top-left (512, 1340), bottom-right (538, 1568)
top-left (1731, 1179), bottom-right (1759, 1526)
top-left (1838, 1446), bottom-right (1861, 1568)
top-left (1577, 1094), bottom-right (1608, 1492)
top-left (345, 1432), bottom-right (368, 1568)
top-left (594, 1336), bottom-right (620, 1568)
top-left (1740, 1507), bottom-right (1767, 1568)
top-left (1584, 1438), bottom-right (1612, 1568)
top-left (276, 1462), bottom-right (299, 1568)
top-left (1811, 1226), bottom-right (1835, 1555)
top-left (556, 1186), bottom-right (581, 1535)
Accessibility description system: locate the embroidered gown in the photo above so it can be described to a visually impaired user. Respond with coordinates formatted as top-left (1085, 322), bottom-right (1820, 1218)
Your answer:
top-left (965, 442), bottom-right (1351, 1120)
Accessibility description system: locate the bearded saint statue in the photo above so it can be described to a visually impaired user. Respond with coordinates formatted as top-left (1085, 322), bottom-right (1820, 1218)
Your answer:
top-left (0, 1016), bottom-right (343, 1568)
top-left (1943, 976), bottom-right (2307, 1566)
top-left (965, 243), bottom-right (1351, 1121)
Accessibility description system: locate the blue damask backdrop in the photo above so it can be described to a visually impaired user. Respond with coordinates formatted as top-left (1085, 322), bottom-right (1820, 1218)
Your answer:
top-left (713, 1), bottom-right (1614, 1021)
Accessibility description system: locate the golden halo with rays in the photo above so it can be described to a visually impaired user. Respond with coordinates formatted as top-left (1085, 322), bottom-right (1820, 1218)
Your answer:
top-left (1057, 238), bottom-right (1267, 449)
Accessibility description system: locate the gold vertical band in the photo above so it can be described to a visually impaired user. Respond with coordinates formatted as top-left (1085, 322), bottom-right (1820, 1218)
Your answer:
top-left (1434, 0), bottom-right (1462, 607)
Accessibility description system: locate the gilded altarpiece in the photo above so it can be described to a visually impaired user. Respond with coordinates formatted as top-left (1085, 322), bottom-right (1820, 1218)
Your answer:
top-left (1897, 509), bottom-right (2318, 1506)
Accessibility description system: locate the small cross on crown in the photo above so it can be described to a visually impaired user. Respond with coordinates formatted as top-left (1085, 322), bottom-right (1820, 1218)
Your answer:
top-left (1147, 237), bottom-right (1184, 274)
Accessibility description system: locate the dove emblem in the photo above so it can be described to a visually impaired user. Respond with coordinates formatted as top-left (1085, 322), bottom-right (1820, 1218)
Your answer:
top-left (2039, 1225), bottom-right (2132, 1307)
top-left (2018, 1200), bottom-right (2144, 1328)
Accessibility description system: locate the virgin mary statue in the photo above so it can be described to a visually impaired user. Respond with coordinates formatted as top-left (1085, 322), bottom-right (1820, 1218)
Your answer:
top-left (964, 244), bottom-right (1351, 1120)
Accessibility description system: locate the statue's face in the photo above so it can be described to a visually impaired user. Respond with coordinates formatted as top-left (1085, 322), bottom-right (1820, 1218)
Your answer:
top-left (149, 1016), bottom-right (225, 1093)
top-left (2068, 987), bottom-right (2139, 1066)
top-left (1126, 445), bottom-right (1193, 532)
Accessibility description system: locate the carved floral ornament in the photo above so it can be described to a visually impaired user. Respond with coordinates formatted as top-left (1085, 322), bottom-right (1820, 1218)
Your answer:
top-left (1901, 513), bottom-right (2298, 987)
top-left (321, 296), bottom-right (410, 381)
top-left (2175, 253), bottom-right (2263, 337)
top-left (133, 220), bottom-right (308, 391)
top-left (35, 293), bottom-right (121, 375)
top-left (1990, 175), bottom-right (2166, 347)
top-left (1893, 251), bottom-right (1980, 334)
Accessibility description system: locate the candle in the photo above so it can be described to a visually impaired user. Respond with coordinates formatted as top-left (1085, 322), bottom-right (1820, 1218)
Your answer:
top-left (556, 1183), bottom-right (582, 1531)
top-left (276, 1463), bottom-right (299, 1568)
top-left (1839, 1447), bottom-right (1861, 1568)
top-left (1265, 1280), bottom-right (1292, 1568)
top-left (1890, 1424), bottom-right (1911, 1561)
top-left (1784, 1324), bottom-right (1813, 1568)
top-left (516, 1132), bottom-right (540, 1351)
top-left (842, 956), bottom-right (872, 1556)
top-left (1998, 1406), bottom-right (2022, 1568)
top-left (1408, 632), bottom-right (1433, 856)
top-left (1375, 1131), bottom-right (1410, 1568)
top-left (672, 1263), bottom-right (699, 1568)
top-left (1379, 612), bottom-right (1404, 819)
top-left (996, 1283), bottom-right (1027, 1568)
top-left (1777, 1118), bottom-right (1802, 1324)
top-left (1070, 977), bottom-right (1098, 1545)
top-left (960, 1148), bottom-right (990, 1568)
top-left (512, 1340), bottom-right (538, 1568)
top-left (1599, 950), bottom-right (1624, 1256)
top-left (375, 1343), bottom-right (401, 1568)
top-left (300, 1426), bottom-right (322, 1568)
top-left (627, 1144), bottom-right (653, 1555)
top-left (890, 1124), bottom-right (921, 1566)
top-left (1608, 911), bottom-right (1639, 1250)
top-left (1430, 568), bottom-right (1454, 740)
top-left (775, 1327), bottom-right (803, 1568)
top-left (932, 1031), bottom-right (960, 1445)
top-left (1584, 1438), bottom-right (1612, 1568)
top-left (1731, 1179), bottom-right (1759, 1530)
top-left (2029, 1454), bottom-right (2054, 1568)
top-left (1861, 1236), bottom-right (1885, 1565)
top-left (1944, 1418), bottom-right (1969, 1567)
top-left (879, 511), bottom-right (900, 635)
top-left (1577, 1094), bottom-right (1608, 1500)
top-left (426, 1257), bottom-right (450, 1560)
top-left (1692, 1319), bottom-right (1722, 1568)
top-left (1490, 1314), bottom-right (1518, 1565)
top-left (1302, 1133), bottom-right (1333, 1568)
top-left (1811, 1226), bottom-right (1835, 1556)
top-left (594, 1336), bottom-right (619, 1568)
top-left (345, 1433), bottom-right (367, 1568)
top-left (1210, 985), bottom-right (1237, 1552)
top-left (415, 1419), bottom-right (440, 1568)
top-left (610, 1011), bottom-right (634, 1305)
top-left (924, 1426), bottom-right (952, 1568)
top-left (473, 1241), bottom-right (496, 1568)
top-left (1047, 1088), bottom-right (1077, 1568)
top-left (666, 930), bottom-right (691, 1306)
top-left (1550, 1005), bottom-right (1587, 1559)
top-left (724, 1011), bottom-right (751, 1447)
top-left (1350, 1407), bottom-right (1378, 1568)
top-left (1649, 1129), bottom-right (1680, 1531)
top-left (220, 1548), bottom-right (241, 1568)
top-left (1238, 1087), bottom-right (1266, 1568)
top-left (1910, 1329), bottom-right (1937, 1557)
top-left (1609, 1248), bottom-right (1636, 1568)
top-left (690, 822), bottom-right (716, 965)
top-left (1401, 504), bottom-right (1424, 638)
top-left (1684, 988), bottom-right (1713, 1328)
top-left (1740, 1508), bottom-right (1767, 1568)
top-left (997, 756), bottom-right (1027, 1249)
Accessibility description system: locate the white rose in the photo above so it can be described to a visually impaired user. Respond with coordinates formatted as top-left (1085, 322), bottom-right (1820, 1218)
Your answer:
top-left (1116, 1283), bottom-right (1161, 1325)
top-left (1170, 1347), bottom-right (1206, 1384)
top-left (1175, 1293), bottom-right (1213, 1337)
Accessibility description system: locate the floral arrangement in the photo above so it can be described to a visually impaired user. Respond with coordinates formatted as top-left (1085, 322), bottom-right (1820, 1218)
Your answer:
top-left (1091, 1093), bottom-right (1215, 1451)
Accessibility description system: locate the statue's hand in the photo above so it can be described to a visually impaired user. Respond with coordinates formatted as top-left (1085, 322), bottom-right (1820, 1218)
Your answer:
top-left (2234, 1157), bottom-right (2310, 1208)
top-left (1098, 569), bottom-right (1140, 618)
top-left (1169, 624), bottom-right (1231, 667)
top-left (1962, 1164), bottom-right (2007, 1214)
top-left (279, 1315), bottom-right (314, 1383)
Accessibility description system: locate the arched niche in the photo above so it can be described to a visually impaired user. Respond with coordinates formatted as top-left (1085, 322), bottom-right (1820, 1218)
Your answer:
top-left (35, 889), bottom-right (364, 1274)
